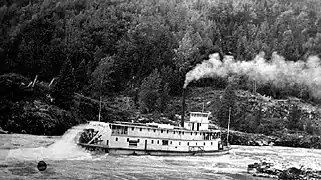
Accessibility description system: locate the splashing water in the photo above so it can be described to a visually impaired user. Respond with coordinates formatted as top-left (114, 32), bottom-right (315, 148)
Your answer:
top-left (184, 52), bottom-right (321, 98)
top-left (3, 124), bottom-right (92, 161)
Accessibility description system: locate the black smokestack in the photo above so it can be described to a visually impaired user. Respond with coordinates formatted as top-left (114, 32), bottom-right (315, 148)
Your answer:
top-left (181, 88), bottom-right (186, 127)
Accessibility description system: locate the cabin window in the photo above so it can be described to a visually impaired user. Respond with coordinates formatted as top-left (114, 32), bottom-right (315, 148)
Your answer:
top-left (196, 142), bottom-right (197, 145)
top-left (178, 131), bottom-right (181, 135)
top-left (162, 140), bottom-right (169, 146)
top-left (187, 142), bottom-right (189, 146)
top-left (137, 139), bottom-right (140, 143)
top-left (132, 127), bottom-right (134, 131)
top-left (203, 142), bottom-right (205, 146)
top-left (173, 131), bottom-right (175, 134)
top-left (170, 141), bottom-right (172, 144)
top-left (195, 132), bottom-right (198, 135)
top-left (129, 140), bottom-right (138, 146)
top-left (179, 142), bottom-right (181, 145)
top-left (182, 132), bottom-right (184, 135)
top-left (115, 137), bottom-right (118, 141)
top-left (152, 140), bottom-right (154, 144)
top-left (161, 130), bottom-right (163, 133)
top-left (157, 140), bottom-right (159, 144)
top-left (190, 132), bottom-right (193, 135)
top-left (140, 128), bottom-right (142, 131)
top-left (148, 129), bottom-right (150, 131)
top-left (211, 142), bottom-right (213, 145)
top-left (154, 129), bottom-right (156, 132)
top-left (167, 130), bottom-right (169, 134)
top-left (127, 138), bottom-right (129, 142)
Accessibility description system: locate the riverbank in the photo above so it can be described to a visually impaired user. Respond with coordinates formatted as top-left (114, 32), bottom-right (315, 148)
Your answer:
top-left (221, 130), bottom-right (321, 149)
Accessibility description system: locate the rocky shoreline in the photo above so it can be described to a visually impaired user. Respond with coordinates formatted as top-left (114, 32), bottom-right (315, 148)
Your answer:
top-left (222, 130), bottom-right (321, 149)
top-left (247, 161), bottom-right (321, 179)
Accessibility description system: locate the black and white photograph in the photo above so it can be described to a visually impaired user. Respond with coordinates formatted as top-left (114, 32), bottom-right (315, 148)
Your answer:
top-left (1, 0), bottom-right (321, 179)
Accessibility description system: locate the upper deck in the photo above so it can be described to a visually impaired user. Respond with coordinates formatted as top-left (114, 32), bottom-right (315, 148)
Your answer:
top-left (110, 117), bottom-right (220, 141)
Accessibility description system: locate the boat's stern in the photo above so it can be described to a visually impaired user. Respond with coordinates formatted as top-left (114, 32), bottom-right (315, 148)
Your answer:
top-left (78, 121), bottom-right (112, 148)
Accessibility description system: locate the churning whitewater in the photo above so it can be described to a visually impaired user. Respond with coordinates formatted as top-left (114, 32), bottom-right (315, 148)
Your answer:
top-left (3, 124), bottom-right (93, 161)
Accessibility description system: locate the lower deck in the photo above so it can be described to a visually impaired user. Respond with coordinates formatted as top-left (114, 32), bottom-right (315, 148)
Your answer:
top-left (78, 143), bottom-right (231, 156)
top-left (79, 134), bottom-right (225, 155)
top-left (107, 135), bottom-right (222, 152)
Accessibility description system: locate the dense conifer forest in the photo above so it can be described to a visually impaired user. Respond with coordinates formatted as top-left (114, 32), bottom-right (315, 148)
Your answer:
top-left (1, 0), bottom-right (321, 139)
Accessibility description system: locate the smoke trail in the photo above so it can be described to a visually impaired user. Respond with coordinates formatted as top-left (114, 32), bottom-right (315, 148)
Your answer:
top-left (184, 52), bottom-right (321, 98)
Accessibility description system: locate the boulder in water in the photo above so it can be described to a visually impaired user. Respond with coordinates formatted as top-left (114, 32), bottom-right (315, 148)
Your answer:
top-left (248, 161), bottom-right (321, 179)
top-left (37, 161), bottom-right (47, 171)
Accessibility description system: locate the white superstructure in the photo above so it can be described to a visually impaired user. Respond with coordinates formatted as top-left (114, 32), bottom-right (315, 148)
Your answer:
top-left (78, 112), bottom-right (229, 156)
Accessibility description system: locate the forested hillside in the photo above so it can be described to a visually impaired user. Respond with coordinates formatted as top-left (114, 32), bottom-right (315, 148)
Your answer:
top-left (1, 0), bottom-right (321, 136)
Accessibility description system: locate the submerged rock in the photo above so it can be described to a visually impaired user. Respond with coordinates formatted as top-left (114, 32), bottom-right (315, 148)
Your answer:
top-left (248, 161), bottom-right (321, 179)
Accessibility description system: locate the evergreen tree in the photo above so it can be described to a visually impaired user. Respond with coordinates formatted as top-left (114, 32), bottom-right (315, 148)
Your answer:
top-left (74, 59), bottom-right (87, 92)
top-left (288, 104), bottom-right (302, 130)
top-left (158, 83), bottom-right (170, 113)
top-left (89, 56), bottom-right (115, 99)
top-left (52, 59), bottom-right (75, 110)
top-left (138, 69), bottom-right (161, 113)
top-left (217, 77), bottom-right (237, 128)
top-left (305, 120), bottom-right (314, 135)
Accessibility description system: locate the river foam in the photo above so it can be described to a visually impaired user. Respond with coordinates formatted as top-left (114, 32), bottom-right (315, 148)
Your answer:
top-left (2, 124), bottom-right (92, 161)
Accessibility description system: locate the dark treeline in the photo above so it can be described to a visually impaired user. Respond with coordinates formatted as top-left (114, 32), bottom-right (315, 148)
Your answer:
top-left (1, 0), bottom-right (321, 121)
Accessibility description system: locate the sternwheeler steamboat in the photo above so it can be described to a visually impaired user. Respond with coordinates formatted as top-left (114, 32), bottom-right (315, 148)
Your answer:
top-left (78, 109), bottom-right (231, 155)
top-left (78, 87), bottom-right (231, 156)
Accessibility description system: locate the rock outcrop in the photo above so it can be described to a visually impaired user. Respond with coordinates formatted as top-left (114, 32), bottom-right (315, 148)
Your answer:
top-left (248, 161), bottom-right (321, 179)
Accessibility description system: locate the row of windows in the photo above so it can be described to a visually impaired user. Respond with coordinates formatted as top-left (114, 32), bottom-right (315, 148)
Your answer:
top-left (115, 137), bottom-right (214, 146)
top-left (134, 127), bottom-right (220, 136)
top-left (111, 125), bottom-right (221, 137)
top-left (190, 113), bottom-right (208, 117)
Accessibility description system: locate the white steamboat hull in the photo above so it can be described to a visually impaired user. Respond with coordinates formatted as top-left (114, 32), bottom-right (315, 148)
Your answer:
top-left (78, 143), bottom-right (231, 156)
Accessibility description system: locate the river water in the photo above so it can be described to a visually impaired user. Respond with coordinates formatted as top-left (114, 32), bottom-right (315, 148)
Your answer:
top-left (1, 125), bottom-right (321, 180)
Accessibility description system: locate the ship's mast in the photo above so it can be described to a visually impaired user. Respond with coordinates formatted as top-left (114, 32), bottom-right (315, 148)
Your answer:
top-left (227, 107), bottom-right (231, 146)
top-left (98, 96), bottom-right (102, 122)
top-left (98, 73), bottom-right (103, 122)
top-left (202, 102), bottom-right (205, 112)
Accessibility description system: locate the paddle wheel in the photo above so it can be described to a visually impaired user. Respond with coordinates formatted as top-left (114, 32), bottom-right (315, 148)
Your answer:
top-left (79, 128), bottom-right (104, 144)
top-left (77, 122), bottom-right (111, 152)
